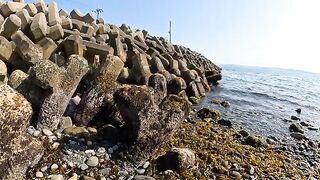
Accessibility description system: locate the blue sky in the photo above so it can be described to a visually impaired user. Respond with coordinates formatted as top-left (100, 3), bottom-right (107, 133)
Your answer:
top-left (27, 0), bottom-right (320, 73)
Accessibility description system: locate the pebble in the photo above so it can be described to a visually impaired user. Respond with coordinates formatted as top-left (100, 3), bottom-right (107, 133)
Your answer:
top-left (51, 163), bottom-right (59, 170)
top-left (83, 176), bottom-right (95, 180)
top-left (134, 175), bottom-right (156, 180)
top-left (48, 135), bottom-right (57, 142)
top-left (230, 171), bottom-right (242, 178)
top-left (67, 161), bottom-right (74, 168)
top-left (113, 145), bottom-right (119, 151)
top-left (143, 161), bottom-right (150, 169)
top-left (86, 140), bottom-right (93, 146)
top-left (85, 149), bottom-right (95, 156)
top-left (27, 126), bottom-right (35, 135)
top-left (68, 173), bottom-right (78, 180)
top-left (99, 168), bottom-right (111, 176)
top-left (87, 156), bottom-right (99, 167)
top-left (56, 132), bottom-right (62, 139)
top-left (248, 166), bottom-right (255, 175)
top-left (136, 168), bottom-right (146, 174)
top-left (35, 171), bottom-right (43, 178)
top-left (97, 147), bottom-right (106, 153)
top-left (100, 177), bottom-right (107, 180)
top-left (79, 163), bottom-right (88, 170)
top-left (40, 166), bottom-right (48, 172)
top-left (108, 147), bottom-right (114, 154)
top-left (52, 142), bottom-right (60, 149)
top-left (49, 174), bottom-right (64, 180)
top-left (88, 127), bottom-right (98, 134)
top-left (33, 130), bottom-right (41, 137)
top-left (43, 128), bottom-right (53, 136)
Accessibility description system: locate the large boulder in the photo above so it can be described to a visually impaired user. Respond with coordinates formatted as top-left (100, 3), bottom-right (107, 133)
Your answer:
top-left (0, 84), bottom-right (44, 179)
top-left (114, 85), bottom-right (190, 161)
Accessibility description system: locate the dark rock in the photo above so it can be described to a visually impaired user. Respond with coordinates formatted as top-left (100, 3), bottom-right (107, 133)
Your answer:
top-left (218, 119), bottom-right (232, 127)
top-left (291, 116), bottom-right (301, 121)
top-left (197, 108), bottom-right (221, 120)
top-left (289, 123), bottom-right (304, 134)
top-left (296, 108), bottom-right (302, 114)
top-left (167, 77), bottom-right (187, 95)
top-left (290, 132), bottom-right (306, 140)
top-left (189, 96), bottom-right (200, 105)
top-left (300, 122), bottom-right (310, 127)
top-left (157, 148), bottom-right (195, 172)
top-left (148, 73), bottom-right (167, 105)
top-left (238, 130), bottom-right (249, 137)
top-left (244, 135), bottom-right (264, 147)
top-left (220, 101), bottom-right (230, 108)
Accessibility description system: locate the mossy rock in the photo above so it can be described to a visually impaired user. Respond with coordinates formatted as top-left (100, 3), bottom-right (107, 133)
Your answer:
top-left (197, 108), bottom-right (221, 120)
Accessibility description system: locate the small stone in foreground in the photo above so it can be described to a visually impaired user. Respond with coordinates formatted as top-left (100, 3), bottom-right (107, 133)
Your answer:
top-left (86, 156), bottom-right (99, 167)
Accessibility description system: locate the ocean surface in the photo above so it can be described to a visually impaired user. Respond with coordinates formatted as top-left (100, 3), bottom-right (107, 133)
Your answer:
top-left (199, 64), bottom-right (320, 142)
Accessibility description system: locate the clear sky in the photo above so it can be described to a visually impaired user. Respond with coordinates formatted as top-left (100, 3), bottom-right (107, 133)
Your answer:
top-left (27, 0), bottom-right (320, 73)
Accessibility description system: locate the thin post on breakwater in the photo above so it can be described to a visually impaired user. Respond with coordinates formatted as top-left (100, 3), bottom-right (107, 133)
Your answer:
top-left (169, 20), bottom-right (172, 43)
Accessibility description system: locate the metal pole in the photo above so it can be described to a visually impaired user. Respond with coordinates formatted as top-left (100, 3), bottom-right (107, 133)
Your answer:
top-left (169, 21), bottom-right (172, 43)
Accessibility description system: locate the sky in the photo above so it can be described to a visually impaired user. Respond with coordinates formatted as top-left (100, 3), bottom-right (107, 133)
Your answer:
top-left (27, 0), bottom-right (320, 73)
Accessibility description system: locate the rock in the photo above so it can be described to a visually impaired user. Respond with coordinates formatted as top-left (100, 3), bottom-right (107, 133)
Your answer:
top-left (290, 132), bottom-right (306, 140)
top-left (289, 123), bottom-right (304, 133)
top-left (157, 148), bottom-right (196, 172)
top-left (296, 108), bottom-right (302, 114)
top-left (59, 116), bottom-right (73, 130)
top-left (0, 14), bottom-right (21, 39)
top-left (99, 168), bottom-right (111, 176)
top-left (37, 37), bottom-right (57, 59)
top-left (51, 163), bottom-right (59, 170)
top-left (230, 171), bottom-right (242, 178)
top-left (86, 156), bottom-right (99, 167)
top-left (244, 135), bottom-right (264, 147)
top-left (291, 116), bottom-right (301, 121)
top-left (131, 51), bottom-right (152, 84)
top-left (218, 119), bottom-right (232, 127)
top-left (134, 175), bottom-right (156, 180)
top-left (49, 174), bottom-right (64, 180)
top-left (136, 168), bottom-right (146, 174)
top-left (83, 176), bottom-right (95, 180)
top-left (43, 128), bottom-right (53, 136)
top-left (308, 127), bottom-right (319, 131)
top-left (63, 127), bottom-right (90, 137)
top-left (79, 163), bottom-right (88, 171)
top-left (36, 171), bottom-right (43, 178)
top-left (147, 73), bottom-right (167, 105)
top-left (220, 101), bottom-right (230, 108)
top-left (197, 108), bottom-right (221, 120)
top-left (189, 96), bottom-right (200, 105)
top-left (300, 122), bottom-right (309, 127)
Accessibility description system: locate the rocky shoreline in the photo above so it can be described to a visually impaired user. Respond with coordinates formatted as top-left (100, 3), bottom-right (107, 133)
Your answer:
top-left (0, 0), bottom-right (319, 180)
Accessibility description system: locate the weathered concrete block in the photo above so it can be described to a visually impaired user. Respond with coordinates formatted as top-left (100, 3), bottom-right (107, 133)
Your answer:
top-left (59, 54), bottom-right (89, 96)
top-left (181, 70), bottom-right (196, 84)
top-left (47, 1), bottom-right (61, 26)
top-left (148, 73), bottom-right (167, 105)
top-left (11, 31), bottom-right (43, 65)
top-left (96, 17), bottom-right (104, 25)
top-left (150, 56), bottom-right (165, 73)
top-left (131, 50), bottom-right (152, 85)
top-left (0, 1), bottom-right (26, 17)
top-left (0, 35), bottom-right (13, 62)
top-left (30, 12), bottom-right (47, 40)
top-left (61, 17), bottom-right (72, 29)
top-left (0, 59), bottom-right (7, 83)
top-left (59, 9), bottom-right (68, 19)
top-left (63, 34), bottom-right (84, 57)
top-left (0, 84), bottom-right (43, 179)
top-left (34, 0), bottom-right (47, 13)
top-left (0, 14), bottom-right (4, 26)
top-left (0, 14), bottom-right (21, 39)
top-left (48, 23), bottom-right (64, 40)
top-left (186, 81), bottom-right (200, 98)
top-left (71, 18), bottom-right (84, 31)
top-left (196, 81), bottom-right (206, 96)
top-left (23, 3), bottom-right (37, 17)
top-left (83, 39), bottom-right (114, 60)
top-left (37, 37), bottom-right (57, 59)
top-left (167, 77), bottom-right (187, 95)
top-left (81, 24), bottom-right (95, 37)
top-left (8, 70), bottom-right (46, 108)
top-left (75, 55), bottom-right (124, 126)
top-left (15, 9), bottom-right (31, 31)
top-left (50, 53), bottom-right (65, 67)
top-left (37, 91), bottom-right (69, 130)
top-left (110, 32), bottom-right (126, 62)
top-left (70, 9), bottom-right (94, 24)
top-left (29, 59), bottom-right (63, 90)
top-left (114, 86), bottom-right (189, 161)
